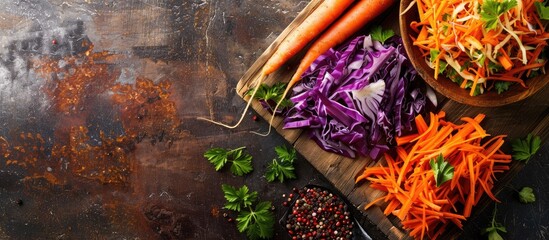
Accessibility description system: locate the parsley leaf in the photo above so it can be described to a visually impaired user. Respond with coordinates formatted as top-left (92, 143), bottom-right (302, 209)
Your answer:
top-left (494, 81), bottom-right (513, 94)
top-left (204, 147), bottom-right (253, 176)
top-left (370, 26), bottom-right (395, 44)
top-left (429, 49), bottom-right (447, 74)
top-left (230, 149), bottom-right (254, 176)
top-left (480, 0), bottom-right (518, 30)
top-left (265, 145), bottom-right (297, 183)
top-left (482, 205), bottom-right (507, 240)
top-left (204, 148), bottom-right (230, 171)
top-left (535, 0), bottom-right (549, 20)
top-left (265, 159), bottom-right (296, 183)
top-left (465, 81), bottom-right (483, 96)
top-left (511, 133), bottom-right (541, 163)
top-left (445, 67), bottom-right (464, 85)
top-left (236, 201), bottom-right (275, 240)
top-left (519, 187), bottom-right (536, 203)
top-left (438, 61), bottom-right (448, 74)
top-left (222, 184), bottom-right (258, 212)
top-left (430, 154), bottom-right (454, 187)
top-left (488, 62), bottom-right (504, 74)
top-left (246, 82), bottom-right (293, 111)
top-left (430, 49), bottom-right (440, 63)
top-left (274, 145), bottom-right (296, 162)
top-left (222, 185), bottom-right (275, 240)
top-left (460, 60), bottom-right (473, 72)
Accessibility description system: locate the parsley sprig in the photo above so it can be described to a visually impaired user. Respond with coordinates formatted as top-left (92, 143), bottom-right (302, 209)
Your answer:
top-left (265, 145), bottom-right (297, 183)
top-left (430, 154), bottom-right (454, 187)
top-left (246, 82), bottom-right (293, 112)
top-left (222, 184), bottom-right (274, 240)
top-left (370, 26), bottom-right (395, 44)
top-left (480, 0), bottom-right (518, 30)
top-left (518, 186), bottom-right (536, 204)
top-left (222, 184), bottom-right (258, 211)
top-left (494, 81), bottom-right (513, 94)
top-left (204, 146), bottom-right (253, 176)
top-left (482, 205), bottom-right (507, 240)
top-left (511, 133), bottom-right (541, 163)
top-left (237, 201), bottom-right (275, 239)
top-left (535, 0), bottom-right (549, 20)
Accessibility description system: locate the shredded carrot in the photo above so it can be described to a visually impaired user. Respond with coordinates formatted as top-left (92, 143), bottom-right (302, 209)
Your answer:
top-left (356, 111), bottom-right (511, 239)
top-left (411, 0), bottom-right (549, 96)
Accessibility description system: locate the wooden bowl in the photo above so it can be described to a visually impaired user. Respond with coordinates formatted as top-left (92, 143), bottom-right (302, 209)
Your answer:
top-left (399, 0), bottom-right (549, 107)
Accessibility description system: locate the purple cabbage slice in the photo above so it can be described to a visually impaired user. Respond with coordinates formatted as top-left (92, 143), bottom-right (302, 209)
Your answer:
top-left (283, 35), bottom-right (434, 160)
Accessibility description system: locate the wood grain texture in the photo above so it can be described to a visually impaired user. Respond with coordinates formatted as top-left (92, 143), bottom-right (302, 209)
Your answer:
top-left (236, 0), bottom-right (549, 239)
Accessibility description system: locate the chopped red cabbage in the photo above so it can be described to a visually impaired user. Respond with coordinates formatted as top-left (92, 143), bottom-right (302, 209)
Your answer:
top-left (284, 35), bottom-right (433, 160)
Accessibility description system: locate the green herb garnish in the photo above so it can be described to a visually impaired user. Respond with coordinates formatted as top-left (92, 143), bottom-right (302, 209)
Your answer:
top-left (460, 60), bottom-right (473, 72)
top-left (236, 201), bottom-right (275, 240)
top-left (430, 49), bottom-right (440, 63)
top-left (204, 146), bottom-right (253, 176)
top-left (430, 154), bottom-right (454, 187)
top-left (222, 184), bottom-right (275, 240)
top-left (519, 187), bottom-right (536, 203)
top-left (480, 0), bottom-right (518, 30)
top-left (511, 133), bottom-right (541, 163)
top-left (535, 0), bottom-right (549, 20)
top-left (482, 205), bottom-right (507, 240)
top-left (371, 26), bottom-right (395, 44)
top-left (494, 81), bottom-right (513, 94)
top-left (265, 145), bottom-right (297, 183)
top-left (488, 62), bottom-right (504, 74)
top-left (246, 82), bottom-right (293, 109)
top-left (445, 67), bottom-right (464, 85)
top-left (222, 184), bottom-right (258, 212)
top-left (465, 81), bottom-right (483, 96)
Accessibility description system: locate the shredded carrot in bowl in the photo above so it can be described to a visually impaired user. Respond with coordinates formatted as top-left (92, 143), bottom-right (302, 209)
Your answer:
top-left (411, 0), bottom-right (549, 96)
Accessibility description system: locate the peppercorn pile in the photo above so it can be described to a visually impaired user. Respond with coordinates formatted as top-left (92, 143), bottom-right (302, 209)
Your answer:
top-left (282, 186), bottom-right (355, 239)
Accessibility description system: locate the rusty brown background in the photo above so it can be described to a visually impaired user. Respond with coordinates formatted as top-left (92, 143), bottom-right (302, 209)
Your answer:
top-left (0, 0), bottom-right (546, 239)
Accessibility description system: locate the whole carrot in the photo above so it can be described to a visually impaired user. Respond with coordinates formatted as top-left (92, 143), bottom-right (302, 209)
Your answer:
top-left (262, 0), bottom-right (355, 76)
top-left (290, 0), bottom-right (396, 87)
top-left (198, 0), bottom-right (354, 129)
top-left (265, 0), bottom-right (396, 135)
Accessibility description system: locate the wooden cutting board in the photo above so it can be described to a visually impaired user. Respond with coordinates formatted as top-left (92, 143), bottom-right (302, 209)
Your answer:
top-left (236, 1), bottom-right (549, 239)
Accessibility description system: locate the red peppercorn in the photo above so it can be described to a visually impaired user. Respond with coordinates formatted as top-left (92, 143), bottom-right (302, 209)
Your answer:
top-left (284, 186), bottom-right (356, 239)
top-left (52, 39), bottom-right (57, 45)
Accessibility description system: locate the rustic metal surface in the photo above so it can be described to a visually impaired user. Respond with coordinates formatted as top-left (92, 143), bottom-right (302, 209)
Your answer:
top-left (0, 0), bottom-right (546, 239)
